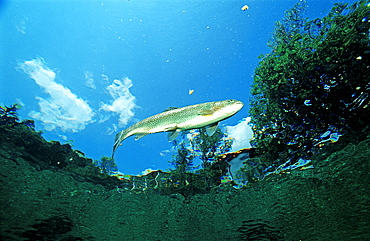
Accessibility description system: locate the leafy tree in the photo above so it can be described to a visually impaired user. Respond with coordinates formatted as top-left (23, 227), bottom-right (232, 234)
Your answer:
top-left (189, 127), bottom-right (232, 168)
top-left (94, 156), bottom-right (118, 175)
top-left (0, 104), bottom-right (35, 129)
top-left (249, 0), bottom-right (370, 168)
top-left (170, 127), bottom-right (233, 173)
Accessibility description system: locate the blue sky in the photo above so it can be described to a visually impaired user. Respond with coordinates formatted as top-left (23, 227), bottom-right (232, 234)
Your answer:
top-left (0, 0), bottom-right (358, 175)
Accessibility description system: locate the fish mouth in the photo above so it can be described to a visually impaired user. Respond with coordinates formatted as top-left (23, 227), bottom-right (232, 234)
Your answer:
top-left (220, 100), bottom-right (244, 115)
top-left (233, 103), bottom-right (244, 113)
top-left (235, 101), bottom-right (244, 108)
top-left (232, 100), bottom-right (244, 111)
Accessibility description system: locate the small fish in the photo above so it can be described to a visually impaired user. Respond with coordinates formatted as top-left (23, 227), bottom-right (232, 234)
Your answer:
top-left (112, 99), bottom-right (244, 157)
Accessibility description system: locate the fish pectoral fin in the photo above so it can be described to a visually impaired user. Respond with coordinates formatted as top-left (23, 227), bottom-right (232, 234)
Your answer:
top-left (167, 130), bottom-right (180, 142)
top-left (134, 133), bottom-right (148, 140)
top-left (198, 109), bottom-right (214, 116)
top-left (164, 124), bottom-right (178, 132)
top-left (205, 122), bottom-right (219, 136)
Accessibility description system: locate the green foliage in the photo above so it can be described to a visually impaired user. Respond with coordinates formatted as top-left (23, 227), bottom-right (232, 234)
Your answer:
top-left (167, 127), bottom-right (232, 194)
top-left (0, 104), bottom-right (35, 130)
top-left (94, 156), bottom-right (118, 175)
top-left (191, 127), bottom-right (232, 168)
top-left (172, 142), bottom-right (195, 174)
top-left (249, 0), bottom-right (370, 166)
top-left (0, 104), bottom-right (21, 125)
top-left (170, 127), bottom-right (232, 173)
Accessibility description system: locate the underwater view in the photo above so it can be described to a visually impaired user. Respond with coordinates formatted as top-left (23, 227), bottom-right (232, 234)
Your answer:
top-left (1, 0), bottom-right (370, 240)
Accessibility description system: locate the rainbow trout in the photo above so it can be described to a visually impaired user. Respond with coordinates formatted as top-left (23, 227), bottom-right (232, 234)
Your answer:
top-left (112, 99), bottom-right (244, 157)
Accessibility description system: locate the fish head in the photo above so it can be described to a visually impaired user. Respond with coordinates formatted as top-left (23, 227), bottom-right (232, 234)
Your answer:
top-left (213, 99), bottom-right (244, 116)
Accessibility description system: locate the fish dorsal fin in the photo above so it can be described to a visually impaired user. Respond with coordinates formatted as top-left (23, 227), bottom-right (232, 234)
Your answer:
top-left (198, 109), bottom-right (214, 116)
top-left (134, 133), bottom-right (148, 140)
top-left (205, 122), bottom-right (219, 136)
top-left (167, 130), bottom-right (180, 141)
top-left (163, 107), bottom-right (179, 112)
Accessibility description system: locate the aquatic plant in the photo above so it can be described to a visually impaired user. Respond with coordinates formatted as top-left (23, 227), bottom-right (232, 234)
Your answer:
top-left (249, 0), bottom-right (370, 170)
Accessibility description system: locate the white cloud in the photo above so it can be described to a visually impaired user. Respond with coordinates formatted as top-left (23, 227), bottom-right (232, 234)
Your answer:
top-left (226, 117), bottom-right (253, 151)
top-left (100, 77), bottom-right (138, 127)
top-left (159, 149), bottom-right (171, 157)
top-left (18, 57), bottom-right (95, 132)
top-left (16, 16), bottom-right (28, 34)
top-left (58, 134), bottom-right (68, 140)
top-left (84, 71), bottom-right (96, 90)
top-left (15, 98), bottom-right (25, 107)
top-left (101, 74), bottom-right (109, 83)
top-left (106, 123), bottom-right (118, 135)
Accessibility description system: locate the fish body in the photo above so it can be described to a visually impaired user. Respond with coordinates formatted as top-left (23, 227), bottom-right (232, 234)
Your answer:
top-left (112, 99), bottom-right (244, 157)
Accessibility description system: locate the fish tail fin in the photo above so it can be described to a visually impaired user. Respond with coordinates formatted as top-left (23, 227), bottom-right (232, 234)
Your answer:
top-left (112, 129), bottom-right (130, 158)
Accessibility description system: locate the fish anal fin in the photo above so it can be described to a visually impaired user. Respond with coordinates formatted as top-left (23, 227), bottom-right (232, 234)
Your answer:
top-left (206, 122), bottom-right (219, 136)
top-left (167, 130), bottom-right (180, 141)
top-left (134, 133), bottom-right (148, 140)
top-left (198, 109), bottom-right (214, 116)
